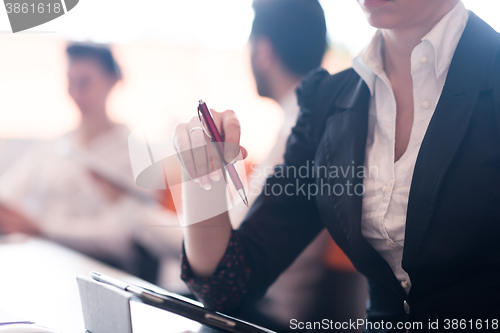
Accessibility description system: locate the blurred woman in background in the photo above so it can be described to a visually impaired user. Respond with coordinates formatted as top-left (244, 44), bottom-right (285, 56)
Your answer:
top-left (0, 43), bottom-right (182, 283)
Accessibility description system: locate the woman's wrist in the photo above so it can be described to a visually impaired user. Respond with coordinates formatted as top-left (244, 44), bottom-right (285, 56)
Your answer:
top-left (181, 168), bottom-right (229, 227)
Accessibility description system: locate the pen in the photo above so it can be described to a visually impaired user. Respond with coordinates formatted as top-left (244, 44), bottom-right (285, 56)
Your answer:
top-left (91, 271), bottom-right (128, 289)
top-left (90, 271), bottom-right (164, 303)
top-left (197, 100), bottom-right (249, 207)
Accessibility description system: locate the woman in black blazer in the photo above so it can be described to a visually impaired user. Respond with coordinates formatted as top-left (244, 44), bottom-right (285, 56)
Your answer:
top-left (172, 0), bottom-right (500, 331)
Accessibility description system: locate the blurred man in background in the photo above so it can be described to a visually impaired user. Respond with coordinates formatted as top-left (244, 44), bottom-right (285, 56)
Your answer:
top-left (228, 0), bottom-right (366, 331)
top-left (0, 43), bottom-right (182, 283)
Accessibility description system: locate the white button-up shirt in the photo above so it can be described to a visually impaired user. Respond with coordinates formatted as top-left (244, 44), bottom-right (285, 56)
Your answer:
top-left (353, 1), bottom-right (469, 293)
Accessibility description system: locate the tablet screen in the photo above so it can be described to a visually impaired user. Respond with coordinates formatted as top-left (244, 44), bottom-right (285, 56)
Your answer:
top-left (130, 300), bottom-right (225, 333)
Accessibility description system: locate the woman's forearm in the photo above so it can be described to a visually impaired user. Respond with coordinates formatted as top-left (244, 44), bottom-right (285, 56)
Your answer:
top-left (181, 166), bottom-right (233, 277)
top-left (183, 211), bottom-right (232, 277)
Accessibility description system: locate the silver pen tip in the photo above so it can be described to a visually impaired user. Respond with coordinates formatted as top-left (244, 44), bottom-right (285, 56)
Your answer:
top-left (237, 189), bottom-right (249, 207)
top-left (198, 99), bottom-right (204, 105)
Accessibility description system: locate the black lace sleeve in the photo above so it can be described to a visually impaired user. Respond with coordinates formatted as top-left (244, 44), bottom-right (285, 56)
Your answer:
top-left (180, 229), bottom-right (252, 314)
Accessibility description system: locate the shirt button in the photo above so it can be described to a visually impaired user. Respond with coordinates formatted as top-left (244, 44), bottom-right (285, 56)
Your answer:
top-left (386, 240), bottom-right (392, 246)
top-left (404, 300), bottom-right (410, 314)
top-left (422, 100), bottom-right (431, 109)
top-left (401, 280), bottom-right (409, 288)
top-left (419, 56), bottom-right (428, 64)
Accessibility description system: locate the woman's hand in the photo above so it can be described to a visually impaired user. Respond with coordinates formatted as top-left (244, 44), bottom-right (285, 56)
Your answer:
top-left (172, 109), bottom-right (248, 190)
top-left (171, 108), bottom-right (247, 277)
top-left (0, 203), bottom-right (41, 236)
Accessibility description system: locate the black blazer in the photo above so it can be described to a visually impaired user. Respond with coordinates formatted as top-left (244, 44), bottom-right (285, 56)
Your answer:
top-left (237, 12), bottom-right (500, 332)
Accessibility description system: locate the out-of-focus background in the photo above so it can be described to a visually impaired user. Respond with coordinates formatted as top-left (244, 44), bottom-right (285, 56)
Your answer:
top-left (1, 0), bottom-right (498, 167)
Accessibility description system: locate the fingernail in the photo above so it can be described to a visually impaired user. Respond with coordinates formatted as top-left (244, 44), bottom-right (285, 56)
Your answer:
top-left (210, 174), bottom-right (221, 182)
top-left (193, 178), bottom-right (199, 183)
top-left (199, 176), bottom-right (211, 190)
top-left (209, 169), bottom-right (222, 181)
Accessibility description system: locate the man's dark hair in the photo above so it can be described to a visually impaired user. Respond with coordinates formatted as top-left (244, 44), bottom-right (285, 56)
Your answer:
top-left (66, 43), bottom-right (122, 79)
top-left (251, 0), bottom-right (327, 77)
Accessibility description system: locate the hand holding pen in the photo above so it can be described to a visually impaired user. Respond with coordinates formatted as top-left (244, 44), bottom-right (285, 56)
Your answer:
top-left (172, 101), bottom-right (249, 206)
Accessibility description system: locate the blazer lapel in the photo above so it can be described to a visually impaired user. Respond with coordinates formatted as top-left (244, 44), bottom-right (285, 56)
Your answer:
top-left (324, 77), bottom-right (369, 241)
top-left (322, 75), bottom-right (408, 299)
top-left (403, 12), bottom-right (500, 280)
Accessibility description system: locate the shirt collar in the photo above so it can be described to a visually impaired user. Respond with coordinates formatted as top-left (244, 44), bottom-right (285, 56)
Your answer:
top-left (353, 30), bottom-right (384, 96)
top-left (278, 88), bottom-right (300, 117)
top-left (422, 0), bottom-right (469, 79)
top-left (276, 87), bottom-right (301, 134)
top-left (353, 1), bottom-right (469, 96)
